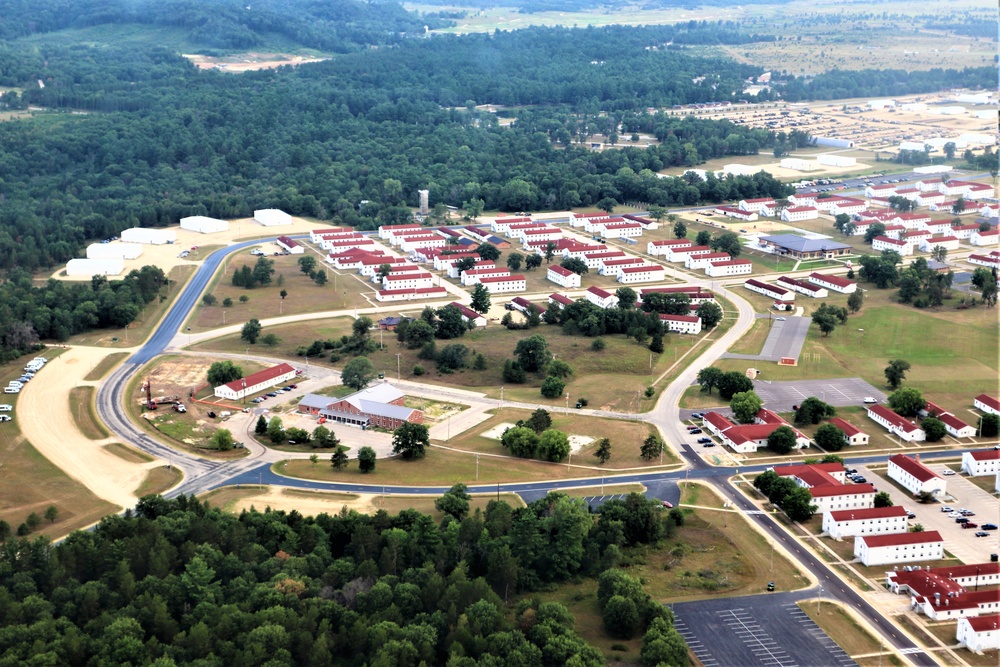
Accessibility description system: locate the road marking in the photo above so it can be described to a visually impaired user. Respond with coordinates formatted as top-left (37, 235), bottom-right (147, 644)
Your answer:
top-left (899, 648), bottom-right (925, 655)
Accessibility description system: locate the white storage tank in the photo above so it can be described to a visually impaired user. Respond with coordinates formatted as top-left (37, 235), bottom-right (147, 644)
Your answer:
top-left (66, 258), bottom-right (125, 277)
top-left (253, 209), bottom-right (292, 226)
top-left (86, 242), bottom-right (143, 260)
top-left (180, 216), bottom-right (229, 234)
top-left (120, 227), bottom-right (177, 245)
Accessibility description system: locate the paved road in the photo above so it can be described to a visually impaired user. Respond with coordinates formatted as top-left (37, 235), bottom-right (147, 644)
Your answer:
top-left (723, 315), bottom-right (811, 362)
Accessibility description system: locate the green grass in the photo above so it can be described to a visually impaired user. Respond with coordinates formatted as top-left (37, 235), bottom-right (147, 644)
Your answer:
top-left (83, 352), bottom-right (129, 381)
top-left (103, 442), bottom-right (155, 464)
top-left (800, 602), bottom-right (903, 666)
top-left (69, 386), bottom-right (109, 439)
top-left (135, 466), bottom-right (183, 497)
top-left (728, 317), bottom-right (773, 355)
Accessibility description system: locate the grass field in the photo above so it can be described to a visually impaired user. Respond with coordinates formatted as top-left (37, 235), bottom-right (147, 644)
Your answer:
top-left (68, 386), bottom-right (109, 439)
top-left (728, 317), bottom-right (772, 355)
top-left (83, 352), bottom-right (129, 381)
top-left (135, 466), bottom-right (183, 497)
top-left (925, 621), bottom-right (999, 667)
top-left (103, 442), bottom-right (155, 464)
top-left (800, 602), bottom-right (903, 667)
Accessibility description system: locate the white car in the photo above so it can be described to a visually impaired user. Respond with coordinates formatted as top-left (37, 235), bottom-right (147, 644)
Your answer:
top-left (0, 404), bottom-right (11, 411)
top-left (0, 415), bottom-right (11, 422)
top-left (941, 470), bottom-right (956, 476)
top-left (863, 397), bottom-right (877, 404)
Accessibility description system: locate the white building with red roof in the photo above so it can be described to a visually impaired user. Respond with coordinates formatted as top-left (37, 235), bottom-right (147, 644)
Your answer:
top-left (808, 272), bottom-right (856, 294)
top-left (460, 267), bottom-right (511, 286)
top-left (665, 244), bottom-right (714, 263)
top-left (888, 454), bottom-right (945, 496)
top-left (829, 417), bottom-right (869, 446)
top-left (958, 614), bottom-right (1000, 652)
top-left (579, 250), bottom-right (627, 270)
top-left (915, 191), bottom-right (946, 207)
top-left (772, 462), bottom-right (875, 513)
top-left (883, 224), bottom-right (907, 240)
top-left (854, 531), bottom-right (944, 566)
top-left (961, 449), bottom-right (1000, 477)
top-left (308, 227), bottom-right (346, 243)
top-left (971, 229), bottom-right (1000, 246)
top-left (447, 302), bottom-right (487, 327)
top-left (647, 239), bottom-right (692, 257)
top-left (618, 264), bottom-right (667, 284)
top-left (897, 212), bottom-right (932, 229)
top-left (479, 274), bottom-right (526, 293)
top-left (639, 286), bottom-right (715, 304)
top-left (704, 412), bottom-right (810, 454)
top-left (323, 237), bottom-right (377, 253)
top-left (867, 405), bottom-right (925, 442)
top-left (378, 223), bottom-right (421, 240)
top-left (370, 264), bottom-right (425, 283)
top-left (872, 236), bottom-right (913, 256)
top-left (517, 226), bottom-right (562, 244)
top-left (594, 221), bottom-right (643, 239)
top-left (744, 278), bottom-right (794, 301)
top-left (922, 219), bottom-right (954, 235)
top-left (546, 264), bottom-right (581, 288)
top-left (598, 257), bottom-right (646, 276)
top-left (777, 275), bottom-right (828, 298)
top-left (382, 271), bottom-right (434, 290)
top-left (445, 259), bottom-right (494, 280)
top-left (975, 394), bottom-right (1000, 416)
top-left (865, 183), bottom-right (896, 198)
top-left (548, 293), bottom-right (575, 308)
top-left (921, 400), bottom-right (976, 438)
top-left (780, 206), bottom-right (818, 222)
top-left (375, 286), bottom-right (448, 302)
top-left (738, 197), bottom-right (777, 213)
top-left (829, 197), bottom-right (867, 216)
top-left (887, 562), bottom-right (1000, 596)
top-left (490, 216), bottom-right (533, 234)
top-left (822, 506), bottom-right (908, 540)
top-left (214, 363), bottom-right (297, 401)
top-left (685, 252), bottom-right (732, 270)
top-left (584, 286), bottom-right (618, 309)
top-left (918, 590), bottom-right (1000, 622)
top-left (919, 235), bottom-right (960, 253)
top-left (705, 258), bottom-right (752, 277)
top-left (658, 313), bottom-right (702, 334)
top-left (714, 206), bottom-right (758, 222)
top-left (433, 252), bottom-right (476, 271)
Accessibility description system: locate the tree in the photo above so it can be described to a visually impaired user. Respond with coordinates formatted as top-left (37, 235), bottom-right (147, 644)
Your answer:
top-left (392, 422), bottom-right (429, 459)
top-left (864, 222), bottom-right (887, 244)
top-left (222, 297), bottom-right (233, 307)
top-left (921, 417), bottom-right (946, 442)
top-left (710, 231), bottom-right (741, 257)
top-left (279, 289), bottom-right (287, 300)
top-left (597, 197), bottom-right (618, 214)
top-left (794, 397), bottom-right (836, 425)
top-left (526, 408), bottom-right (552, 433)
top-left (697, 367), bottom-right (724, 394)
top-left (298, 255), bottom-right (317, 275)
top-left (206, 360), bottom-right (243, 387)
top-left (463, 197), bottom-right (484, 220)
top-left (559, 257), bottom-right (589, 275)
top-left (615, 287), bottom-right (637, 310)
top-left (717, 371), bottom-right (753, 400)
top-left (767, 426), bottom-right (798, 454)
top-left (240, 318), bottom-right (262, 344)
top-left (252, 257), bottom-right (275, 286)
top-left (544, 241), bottom-right (558, 264)
top-left (811, 305), bottom-right (839, 337)
top-left (435, 483), bottom-right (471, 520)
top-left (696, 301), bottom-right (723, 328)
top-left (673, 220), bottom-right (687, 239)
top-left (211, 428), bottom-right (235, 451)
top-left (476, 243), bottom-right (501, 261)
top-left (455, 256), bottom-right (477, 274)
top-left (884, 359), bottom-right (911, 389)
top-left (782, 486), bottom-right (818, 522)
top-left (377, 264), bottom-right (393, 281)
top-left (401, 319), bottom-right (435, 349)
top-left (540, 375), bottom-right (566, 399)
top-left (435, 304), bottom-right (469, 339)
top-left (547, 359), bottom-right (573, 378)
top-left (525, 254), bottom-right (543, 270)
top-left (330, 447), bottom-right (349, 471)
top-left (648, 333), bottom-right (663, 354)
top-left (506, 252), bottom-right (524, 271)
top-left (312, 269), bottom-right (328, 286)
top-left (255, 415), bottom-right (268, 435)
top-left (470, 283), bottom-right (491, 314)
top-left (0, 520), bottom-right (9, 542)
top-left (342, 356), bottom-right (376, 390)
top-left (266, 417), bottom-right (285, 444)
top-left (874, 491), bottom-right (893, 508)
top-left (980, 414), bottom-right (999, 438)
top-left (436, 343), bottom-right (469, 373)
top-left (501, 426), bottom-right (539, 457)
top-left (641, 291), bottom-right (690, 315)
top-left (847, 289), bottom-right (863, 313)
top-left (514, 335), bottom-right (551, 372)
top-left (888, 387), bottom-right (924, 417)
top-left (357, 446), bottom-right (377, 473)
top-left (641, 617), bottom-right (689, 667)
top-left (603, 595), bottom-right (639, 639)
top-left (201, 293), bottom-right (217, 306)
top-left (594, 438), bottom-right (612, 464)
top-left (44, 505), bottom-right (59, 524)
top-left (26, 512), bottom-right (41, 531)
top-left (730, 390), bottom-right (763, 423)
top-left (537, 429), bottom-right (570, 462)
top-left (695, 230), bottom-right (712, 246)
top-left (312, 425), bottom-right (339, 449)
top-left (814, 423), bottom-right (845, 452)
top-left (640, 434), bottom-right (662, 461)
top-left (833, 213), bottom-right (851, 235)
top-left (239, 294), bottom-right (249, 304)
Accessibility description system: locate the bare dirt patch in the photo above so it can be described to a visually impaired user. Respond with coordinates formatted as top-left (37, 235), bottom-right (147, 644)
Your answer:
top-left (183, 53), bottom-right (328, 72)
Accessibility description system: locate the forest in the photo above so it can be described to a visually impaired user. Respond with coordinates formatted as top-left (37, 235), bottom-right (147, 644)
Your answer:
top-left (0, 493), bottom-right (690, 666)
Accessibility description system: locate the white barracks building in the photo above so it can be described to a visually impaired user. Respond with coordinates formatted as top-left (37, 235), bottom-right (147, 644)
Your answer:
top-left (822, 505), bottom-right (908, 541)
top-left (854, 531), bottom-right (944, 567)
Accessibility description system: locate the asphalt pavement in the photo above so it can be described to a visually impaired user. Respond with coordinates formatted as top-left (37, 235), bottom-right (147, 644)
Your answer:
top-left (723, 315), bottom-right (812, 363)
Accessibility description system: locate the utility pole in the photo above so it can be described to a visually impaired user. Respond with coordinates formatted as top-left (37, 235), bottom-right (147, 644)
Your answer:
top-left (396, 353), bottom-right (401, 381)
top-left (476, 454), bottom-right (480, 481)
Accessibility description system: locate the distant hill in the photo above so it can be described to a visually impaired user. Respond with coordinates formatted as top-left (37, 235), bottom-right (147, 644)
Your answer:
top-left (0, 0), bottom-right (451, 52)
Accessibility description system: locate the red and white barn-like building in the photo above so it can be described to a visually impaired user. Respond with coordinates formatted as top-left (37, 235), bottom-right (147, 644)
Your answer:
top-left (808, 272), bottom-right (856, 294)
top-left (968, 252), bottom-right (1000, 269)
top-left (658, 313), bottom-right (702, 334)
top-left (703, 410), bottom-right (810, 454)
top-left (375, 286), bottom-right (448, 302)
top-left (915, 191), bottom-right (945, 207)
top-left (772, 462), bottom-right (875, 514)
top-left (518, 226), bottom-right (562, 245)
top-left (360, 255), bottom-right (412, 276)
top-left (958, 613), bottom-right (1000, 652)
top-left (922, 219), bottom-right (954, 235)
top-left (665, 244), bottom-right (714, 263)
top-left (479, 274), bottom-right (526, 294)
top-left (854, 531), bottom-right (944, 567)
top-left (865, 183), bottom-right (897, 198)
top-left (887, 562), bottom-right (1000, 596)
top-left (648, 239), bottom-right (692, 257)
top-left (399, 234), bottom-right (448, 253)
top-left (888, 454), bottom-right (945, 496)
top-left (715, 205), bottom-right (759, 222)
top-left (829, 197), bottom-right (868, 216)
top-left (739, 197), bottom-right (776, 213)
top-left (547, 264), bottom-right (581, 288)
top-left (510, 297), bottom-right (545, 315)
top-left (323, 236), bottom-right (378, 253)
top-left (685, 251), bottom-right (732, 270)
top-left (744, 278), bottom-right (794, 301)
top-left (961, 449), bottom-right (1000, 477)
top-left (460, 267), bottom-right (511, 286)
top-left (569, 212), bottom-right (612, 229)
top-left (446, 259), bottom-right (495, 280)
top-left (505, 221), bottom-right (546, 239)
top-left (309, 227), bottom-right (347, 243)
top-left (383, 271), bottom-right (434, 291)
top-left (584, 286), bottom-right (618, 309)
top-left (298, 384), bottom-right (422, 430)
top-left (975, 393), bottom-right (1000, 416)
top-left (921, 400), bottom-right (976, 438)
top-left (548, 293), bottom-right (575, 308)
top-left (490, 216), bottom-right (533, 235)
top-left (214, 363), bottom-right (297, 401)
top-left (914, 587), bottom-right (1000, 622)
top-left (561, 241), bottom-right (607, 259)
top-left (371, 264), bottom-right (426, 283)
top-left (822, 505), bottom-right (908, 540)
top-left (901, 229), bottom-right (932, 244)
top-left (872, 235), bottom-right (913, 256)
top-left (777, 275), bottom-right (828, 299)
top-left (328, 248), bottom-right (386, 271)
top-left (432, 251), bottom-right (476, 272)
top-left (378, 223), bottom-right (422, 240)
top-left (276, 236), bottom-right (305, 255)
top-left (622, 213), bottom-right (659, 230)
top-left (599, 257), bottom-right (646, 276)
top-left (829, 417), bottom-right (869, 446)
top-left (619, 263), bottom-right (667, 284)
top-left (705, 258), bottom-right (752, 277)
top-left (447, 301), bottom-right (487, 327)
top-left (920, 235), bottom-right (960, 253)
top-left (580, 250), bottom-right (627, 270)
top-left (780, 206), bottom-right (819, 222)
top-left (971, 229), bottom-right (1000, 246)
top-left (867, 405), bottom-right (925, 442)
top-left (788, 192), bottom-right (818, 206)
top-left (593, 220), bottom-right (644, 239)
top-left (896, 212), bottom-right (932, 229)
top-left (883, 224), bottom-right (907, 240)
top-left (638, 286), bottom-right (715, 304)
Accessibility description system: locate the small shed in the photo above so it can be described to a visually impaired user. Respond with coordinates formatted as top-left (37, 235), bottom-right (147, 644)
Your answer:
top-left (66, 258), bottom-right (125, 277)
top-left (254, 209), bottom-right (292, 226)
top-left (120, 227), bottom-right (177, 245)
top-left (180, 216), bottom-right (229, 234)
top-left (276, 236), bottom-right (304, 255)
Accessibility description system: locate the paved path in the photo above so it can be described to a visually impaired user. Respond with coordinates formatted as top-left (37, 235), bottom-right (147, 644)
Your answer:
top-left (723, 315), bottom-right (812, 362)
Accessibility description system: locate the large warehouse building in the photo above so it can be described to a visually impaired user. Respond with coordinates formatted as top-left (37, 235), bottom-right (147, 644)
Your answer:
top-left (254, 209), bottom-right (292, 226)
top-left (86, 242), bottom-right (143, 260)
top-left (66, 258), bottom-right (125, 277)
top-left (180, 216), bottom-right (230, 234)
top-left (120, 227), bottom-right (177, 245)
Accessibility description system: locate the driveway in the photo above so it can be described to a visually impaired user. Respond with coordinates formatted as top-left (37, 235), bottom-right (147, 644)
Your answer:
top-left (723, 315), bottom-right (811, 363)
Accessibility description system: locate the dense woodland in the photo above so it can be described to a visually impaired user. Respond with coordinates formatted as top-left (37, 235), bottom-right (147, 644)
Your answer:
top-left (0, 493), bottom-right (689, 666)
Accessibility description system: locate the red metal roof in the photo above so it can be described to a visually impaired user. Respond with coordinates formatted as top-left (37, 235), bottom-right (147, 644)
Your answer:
top-left (969, 449), bottom-right (1000, 461)
top-left (965, 613), bottom-right (1000, 632)
top-left (710, 259), bottom-right (751, 266)
top-left (621, 264), bottom-right (665, 273)
top-left (586, 286), bottom-right (613, 298)
top-left (549, 293), bottom-right (574, 306)
top-left (480, 274), bottom-right (525, 283)
top-left (377, 286), bottom-right (448, 296)
top-left (810, 483), bottom-right (875, 497)
top-left (868, 404), bottom-right (921, 433)
top-left (860, 530), bottom-right (942, 548)
top-left (829, 417), bottom-right (863, 437)
top-left (809, 272), bottom-right (854, 288)
top-left (829, 506), bottom-right (907, 522)
top-left (384, 272), bottom-right (432, 282)
top-left (448, 302), bottom-right (482, 320)
top-left (658, 313), bottom-right (699, 323)
top-left (548, 265), bottom-right (575, 276)
top-left (224, 363), bottom-right (295, 392)
top-left (651, 239), bottom-right (693, 246)
top-left (873, 236), bottom-right (906, 246)
top-left (889, 454), bottom-right (941, 482)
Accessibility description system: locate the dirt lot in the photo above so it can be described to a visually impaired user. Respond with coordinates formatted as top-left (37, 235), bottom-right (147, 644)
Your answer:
top-left (183, 53), bottom-right (328, 72)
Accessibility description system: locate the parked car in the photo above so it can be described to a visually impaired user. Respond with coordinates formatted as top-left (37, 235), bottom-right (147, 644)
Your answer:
top-left (0, 415), bottom-right (11, 422)
top-left (942, 470), bottom-right (956, 476)
top-left (3, 387), bottom-right (19, 394)
top-left (661, 501), bottom-right (673, 508)
top-left (907, 512), bottom-right (916, 519)
top-left (961, 510), bottom-right (976, 516)
top-left (775, 317), bottom-right (786, 321)
top-left (702, 442), bottom-right (716, 447)
top-left (981, 523), bottom-right (998, 530)
top-left (863, 397), bottom-right (877, 404)
top-left (940, 506), bottom-right (953, 512)
top-left (689, 428), bottom-right (703, 434)
top-left (974, 531), bottom-right (989, 537)
top-left (266, 392), bottom-right (278, 398)
top-left (697, 438), bottom-right (712, 444)
top-left (0, 404), bottom-right (12, 412)
top-left (846, 468), bottom-right (857, 474)
top-left (962, 522), bottom-right (978, 529)
top-left (251, 397), bottom-right (264, 404)
top-left (766, 582), bottom-right (775, 592)
top-left (955, 517), bottom-right (969, 524)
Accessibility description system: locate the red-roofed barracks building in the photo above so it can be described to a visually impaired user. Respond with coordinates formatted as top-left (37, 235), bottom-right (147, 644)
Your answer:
top-left (854, 531), bottom-right (944, 566)
top-left (888, 454), bottom-right (945, 496)
top-left (214, 363), bottom-right (297, 401)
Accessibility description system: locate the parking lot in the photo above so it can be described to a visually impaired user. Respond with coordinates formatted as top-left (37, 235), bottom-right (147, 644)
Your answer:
top-left (672, 593), bottom-right (856, 667)
top-left (724, 315), bottom-right (812, 363)
top-left (857, 462), bottom-right (1000, 564)
top-left (751, 378), bottom-right (886, 413)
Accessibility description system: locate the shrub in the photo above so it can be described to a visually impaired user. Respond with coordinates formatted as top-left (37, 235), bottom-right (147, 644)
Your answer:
top-left (412, 365), bottom-right (425, 376)
top-left (540, 376), bottom-right (565, 399)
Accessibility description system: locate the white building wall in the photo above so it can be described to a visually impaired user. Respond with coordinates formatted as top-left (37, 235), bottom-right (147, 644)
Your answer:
top-left (480, 279), bottom-right (527, 294)
top-left (855, 538), bottom-right (944, 566)
top-left (180, 216), bottom-right (229, 234)
top-left (811, 492), bottom-right (876, 515)
top-left (705, 262), bottom-right (752, 277)
top-left (961, 452), bottom-right (1000, 476)
top-left (253, 209), bottom-right (292, 226)
top-left (822, 513), bottom-right (908, 540)
top-left (957, 618), bottom-right (1000, 652)
top-left (120, 227), bottom-right (177, 245)
top-left (888, 459), bottom-right (945, 495)
top-left (87, 243), bottom-right (143, 260)
top-left (66, 258), bottom-right (125, 277)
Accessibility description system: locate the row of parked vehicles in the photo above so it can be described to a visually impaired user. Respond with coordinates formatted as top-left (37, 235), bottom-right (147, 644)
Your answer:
top-left (5, 356), bottom-right (47, 395)
top-left (941, 506), bottom-right (996, 537)
top-left (686, 413), bottom-right (715, 446)
top-left (249, 384), bottom-right (298, 404)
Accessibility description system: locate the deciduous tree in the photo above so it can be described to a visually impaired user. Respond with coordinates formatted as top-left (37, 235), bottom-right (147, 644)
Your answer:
top-left (392, 422), bottom-right (429, 459)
